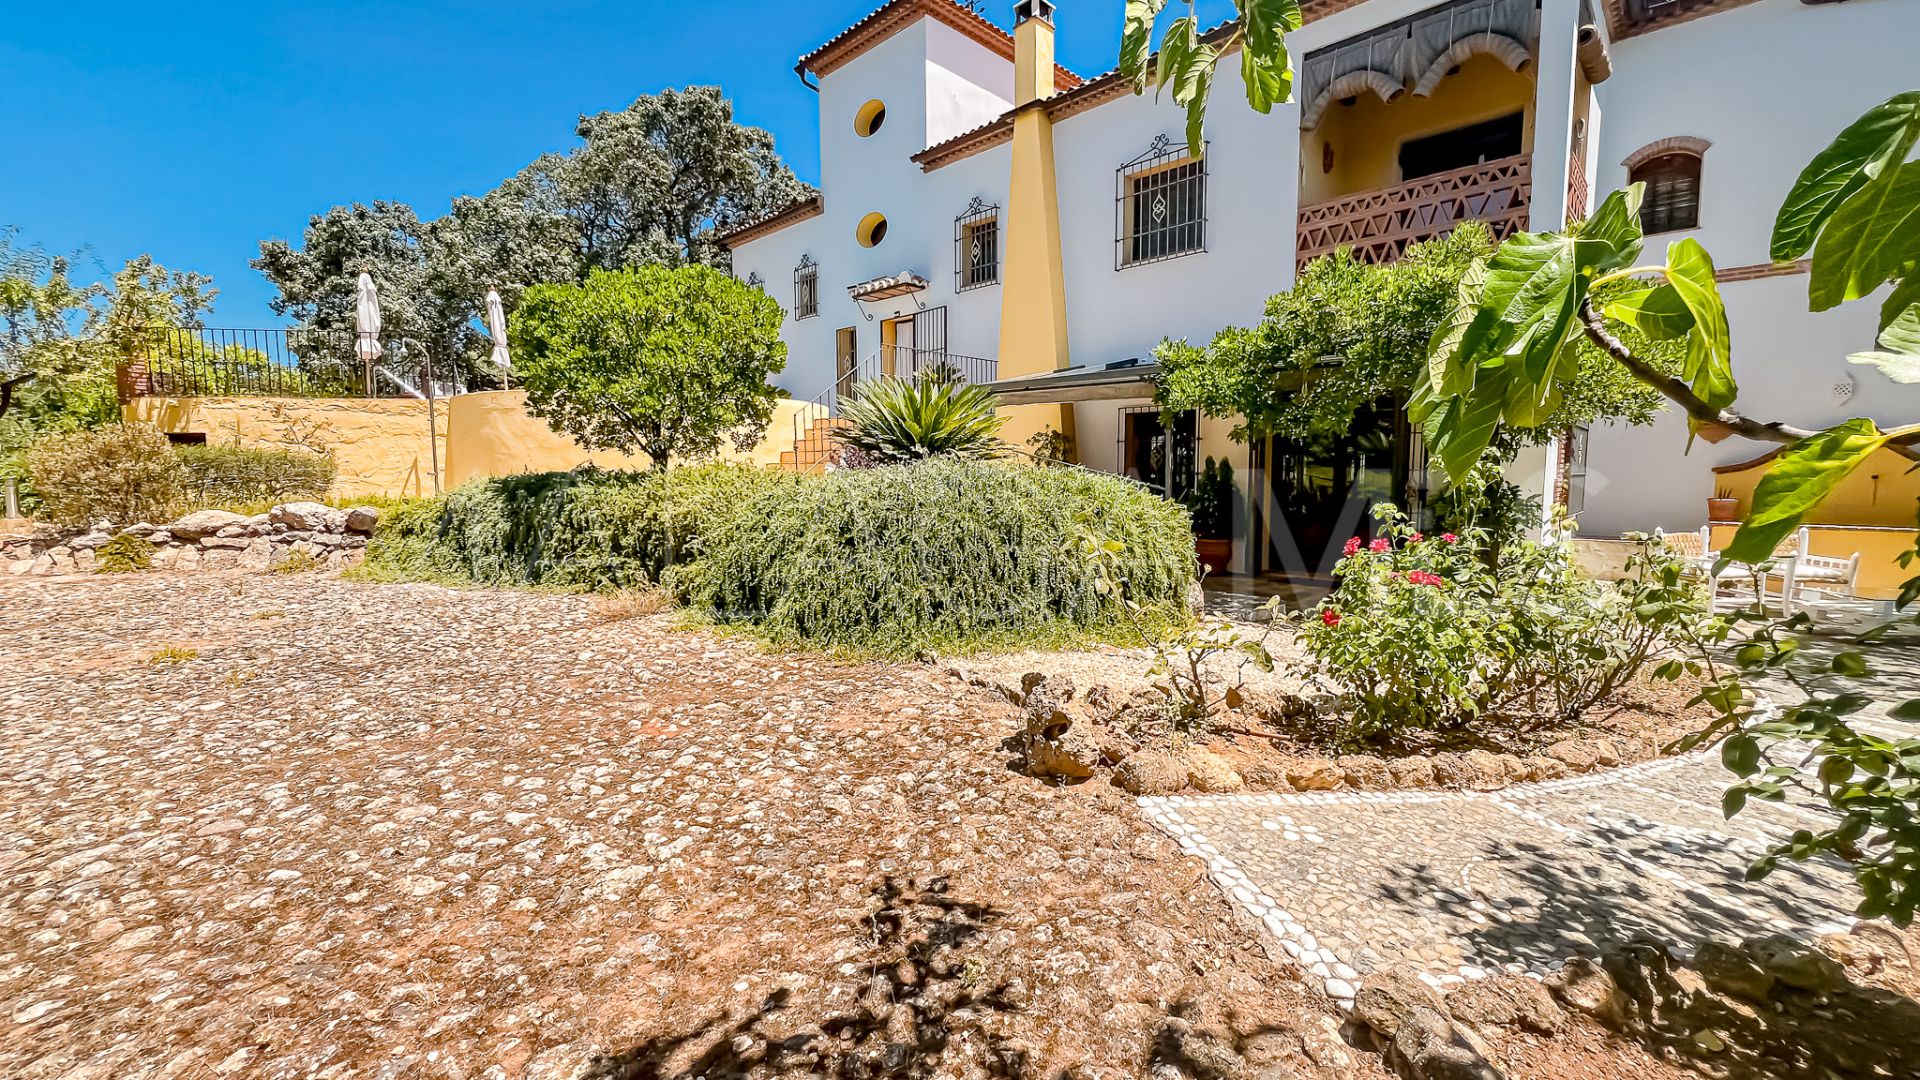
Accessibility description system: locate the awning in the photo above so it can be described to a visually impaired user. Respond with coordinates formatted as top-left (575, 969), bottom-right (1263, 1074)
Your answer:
top-left (847, 271), bottom-right (929, 302)
top-left (984, 360), bottom-right (1160, 405)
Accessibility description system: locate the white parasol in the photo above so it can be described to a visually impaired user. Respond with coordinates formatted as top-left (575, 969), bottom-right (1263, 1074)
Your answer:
top-left (354, 271), bottom-right (383, 362)
top-left (485, 287), bottom-right (511, 373)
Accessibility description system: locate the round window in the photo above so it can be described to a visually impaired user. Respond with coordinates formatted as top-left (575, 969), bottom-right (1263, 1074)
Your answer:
top-left (857, 212), bottom-right (889, 248)
top-left (855, 99), bottom-right (887, 138)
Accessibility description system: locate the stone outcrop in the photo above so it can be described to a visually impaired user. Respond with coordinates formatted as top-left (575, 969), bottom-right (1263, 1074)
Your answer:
top-left (4, 503), bottom-right (380, 577)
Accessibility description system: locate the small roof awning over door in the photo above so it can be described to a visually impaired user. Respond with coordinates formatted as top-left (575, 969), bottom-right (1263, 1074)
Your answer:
top-left (984, 360), bottom-right (1160, 405)
top-left (847, 271), bottom-right (930, 302)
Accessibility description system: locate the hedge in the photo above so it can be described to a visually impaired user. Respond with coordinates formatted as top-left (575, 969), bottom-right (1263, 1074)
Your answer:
top-left (364, 459), bottom-right (1197, 656)
top-left (176, 444), bottom-right (336, 509)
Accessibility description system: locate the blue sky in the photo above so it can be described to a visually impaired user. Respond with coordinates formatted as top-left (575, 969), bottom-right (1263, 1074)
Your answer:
top-left (1, 0), bottom-right (1231, 325)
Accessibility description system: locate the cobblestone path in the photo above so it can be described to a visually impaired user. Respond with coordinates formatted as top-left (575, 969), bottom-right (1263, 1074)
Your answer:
top-left (1143, 647), bottom-right (1920, 1009)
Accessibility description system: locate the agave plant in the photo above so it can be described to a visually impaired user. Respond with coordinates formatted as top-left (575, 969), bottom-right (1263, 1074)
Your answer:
top-left (835, 377), bottom-right (1006, 464)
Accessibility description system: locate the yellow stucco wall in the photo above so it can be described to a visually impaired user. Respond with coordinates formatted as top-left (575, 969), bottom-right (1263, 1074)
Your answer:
top-left (127, 396), bottom-right (447, 498)
top-left (130, 392), bottom-right (824, 499)
top-left (442, 391), bottom-right (820, 486)
top-left (1711, 446), bottom-right (1920, 530)
top-left (995, 100), bottom-right (1075, 456)
top-left (1301, 56), bottom-right (1535, 205)
top-left (1710, 523), bottom-right (1918, 602)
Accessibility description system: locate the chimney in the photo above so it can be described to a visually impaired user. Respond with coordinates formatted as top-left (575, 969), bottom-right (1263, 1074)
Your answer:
top-left (1012, 0), bottom-right (1057, 107)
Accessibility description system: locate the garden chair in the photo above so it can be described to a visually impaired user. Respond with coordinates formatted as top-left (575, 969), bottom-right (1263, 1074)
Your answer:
top-left (1654, 526), bottom-right (1776, 609)
top-left (1776, 527), bottom-right (1862, 616)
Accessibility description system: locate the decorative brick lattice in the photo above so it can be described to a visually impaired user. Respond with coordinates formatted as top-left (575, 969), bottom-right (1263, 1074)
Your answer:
top-left (1296, 154), bottom-right (1532, 271)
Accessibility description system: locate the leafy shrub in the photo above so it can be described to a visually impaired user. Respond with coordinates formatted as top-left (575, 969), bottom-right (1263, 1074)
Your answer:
top-left (360, 464), bottom-right (791, 591)
top-left (682, 459), bottom-right (1195, 656)
top-left (1299, 506), bottom-right (1713, 743)
top-left (93, 532), bottom-right (154, 574)
top-left (835, 377), bottom-right (1005, 464)
top-left (26, 423), bottom-right (184, 527)
top-left (176, 444), bottom-right (336, 508)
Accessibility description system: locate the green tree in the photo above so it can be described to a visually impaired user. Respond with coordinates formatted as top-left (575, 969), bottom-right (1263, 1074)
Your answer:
top-left (1154, 223), bottom-right (1666, 450)
top-left (509, 265), bottom-right (786, 471)
top-left (255, 88), bottom-right (813, 389)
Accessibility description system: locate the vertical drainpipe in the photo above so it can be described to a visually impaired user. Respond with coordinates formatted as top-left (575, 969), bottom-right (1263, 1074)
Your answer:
top-left (1530, 0), bottom-right (1583, 535)
top-left (996, 0), bottom-right (1076, 459)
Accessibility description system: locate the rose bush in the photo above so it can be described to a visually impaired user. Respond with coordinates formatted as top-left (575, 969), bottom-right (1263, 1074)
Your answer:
top-left (1298, 506), bottom-right (1716, 744)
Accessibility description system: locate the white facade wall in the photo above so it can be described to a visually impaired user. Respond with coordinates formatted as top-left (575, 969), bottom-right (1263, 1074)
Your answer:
top-left (1580, 0), bottom-right (1920, 536)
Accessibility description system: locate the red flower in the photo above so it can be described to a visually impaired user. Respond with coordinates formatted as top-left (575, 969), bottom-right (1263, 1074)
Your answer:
top-left (1342, 536), bottom-right (1363, 557)
top-left (1410, 532), bottom-right (1425, 543)
top-left (1368, 538), bottom-right (1390, 554)
top-left (1321, 608), bottom-right (1342, 627)
top-left (1441, 533), bottom-right (1459, 544)
top-left (1405, 570), bottom-right (1446, 587)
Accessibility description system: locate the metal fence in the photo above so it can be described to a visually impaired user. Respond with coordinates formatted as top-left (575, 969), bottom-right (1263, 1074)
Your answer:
top-left (119, 327), bottom-right (461, 400)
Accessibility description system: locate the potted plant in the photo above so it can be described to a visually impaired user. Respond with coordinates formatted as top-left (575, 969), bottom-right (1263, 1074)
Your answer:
top-left (1186, 456), bottom-right (1235, 575)
top-left (1707, 485), bottom-right (1740, 523)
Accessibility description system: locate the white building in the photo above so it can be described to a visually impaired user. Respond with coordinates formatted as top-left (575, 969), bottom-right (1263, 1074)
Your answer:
top-left (723, 0), bottom-right (1920, 582)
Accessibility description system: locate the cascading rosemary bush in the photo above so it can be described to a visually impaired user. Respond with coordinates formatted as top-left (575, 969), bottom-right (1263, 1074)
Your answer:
top-left (681, 458), bottom-right (1196, 657)
top-left (358, 464), bottom-right (792, 590)
top-left (1298, 505), bottom-right (1715, 744)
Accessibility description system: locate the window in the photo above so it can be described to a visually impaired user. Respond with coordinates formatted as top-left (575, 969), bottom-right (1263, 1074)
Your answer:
top-left (1116, 135), bottom-right (1207, 269)
top-left (954, 198), bottom-right (1000, 291)
top-left (1631, 151), bottom-right (1702, 233)
top-left (855, 99), bottom-right (887, 138)
top-left (1120, 406), bottom-right (1197, 500)
top-left (794, 255), bottom-right (818, 319)
top-left (856, 212), bottom-right (889, 248)
top-left (1398, 112), bottom-right (1524, 181)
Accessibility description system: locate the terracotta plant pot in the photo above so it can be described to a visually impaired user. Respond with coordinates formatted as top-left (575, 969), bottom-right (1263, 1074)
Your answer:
top-left (1196, 537), bottom-right (1232, 576)
top-left (1707, 497), bottom-right (1740, 523)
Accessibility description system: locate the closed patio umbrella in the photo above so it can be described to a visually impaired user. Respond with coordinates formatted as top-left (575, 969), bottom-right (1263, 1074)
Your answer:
top-left (354, 271), bottom-right (383, 395)
top-left (485, 287), bottom-right (511, 383)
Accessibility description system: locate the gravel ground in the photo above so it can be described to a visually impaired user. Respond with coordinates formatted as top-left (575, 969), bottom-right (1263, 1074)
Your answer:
top-left (0, 572), bottom-right (1369, 1080)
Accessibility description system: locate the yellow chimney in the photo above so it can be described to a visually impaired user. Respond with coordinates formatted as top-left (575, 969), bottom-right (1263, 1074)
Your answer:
top-left (1012, 0), bottom-right (1057, 107)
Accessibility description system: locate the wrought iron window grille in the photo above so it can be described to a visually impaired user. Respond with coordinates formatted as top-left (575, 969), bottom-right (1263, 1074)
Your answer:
top-left (954, 196), bottom-right (1001, 292)
top-left (794, 255), bottom-right (819, 319)
top-left (744, 271), bottom-right (764, 291)
top-left (1116, 135), bottom-right (1208, 270)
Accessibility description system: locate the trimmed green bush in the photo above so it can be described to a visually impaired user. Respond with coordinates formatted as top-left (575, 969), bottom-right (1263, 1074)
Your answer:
top-left (26, 423), bottom-right (183, 527)
top-left (360, 464), bottom-right (792, 591)
top-left (682, 458), bottom-right (1195, 656)
top-left (176, 444), bottom-right (336, 509)
top-left (93, 532), bottom-right (155, 574)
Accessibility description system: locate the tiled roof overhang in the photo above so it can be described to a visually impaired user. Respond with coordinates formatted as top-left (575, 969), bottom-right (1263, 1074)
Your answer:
top-left (796, 0), bottom-right (1082, 87)
top-left (716, 195), bottom-right (825, 250)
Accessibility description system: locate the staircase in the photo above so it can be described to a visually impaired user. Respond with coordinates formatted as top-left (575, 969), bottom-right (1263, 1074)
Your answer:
top-left (778, 415), bottom-right (852, 472)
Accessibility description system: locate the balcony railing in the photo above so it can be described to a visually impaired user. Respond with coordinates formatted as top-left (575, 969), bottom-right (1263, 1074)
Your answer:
top-left (117, 327), bottom-right (464, 401)
top-left (1296, 154), bottom-right (1532, 271)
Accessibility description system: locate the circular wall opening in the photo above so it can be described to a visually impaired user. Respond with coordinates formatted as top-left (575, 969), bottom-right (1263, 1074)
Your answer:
top-left (857, 212), bottom-right (889, 248)
top-left (854, 99), bottom-right (888, 138)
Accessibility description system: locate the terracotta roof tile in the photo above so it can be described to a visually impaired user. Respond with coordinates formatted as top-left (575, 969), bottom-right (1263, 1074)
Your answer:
top-left (796, 0), bottom-right (1081, 87)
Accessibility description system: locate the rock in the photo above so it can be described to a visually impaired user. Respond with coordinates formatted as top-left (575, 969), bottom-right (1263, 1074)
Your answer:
top-left (1742, 933), bottom-right (1849, 994)
top-left (122, 522), bottom-right (156, 536)
top-left (1588, 738), bottom-right (1622, 767)
top-left (1027, 732), bottom-right (1101, 781)
top-left (1337, 754), bottom-right (1392, 789)
top-left (214, 524), bottom-right (256, 539)
top-left (1152, 1018), bottom-right (1244, 1080)
top-left (1461, 750), bottom-right (1509, 791)
top-left (1184, 748), bottom-right (1244, 793)
top-left (239, 540), bottom-right (278, 571)
top-left (68, 532), bottom-right (112, 550)
top-left (343, 506), bottom-right (381, 534)
top-left (145, 531), bottom-right (172, 545)
top-left (1430, 753), bottom-right (1474, 788)
top-left (270, 501), bottom-right (346, 533)
top-left (1522, 755), bottom-right (1568, 782)
top-left (1353, 965), bottom-right (1448, 1040)
top-left (1817, 929), bottom-right (1888, 978)
top-left (1286, 759), bottom-right (1342, 791)
top-left (199, 536), bottom-right (249, 550)
top-left (1544, 740), bottom-right (1601, 773)
top-left (1021, 675), bottom-right (1076, 739)
top-left (1386, 1007), bottom-right (1504, 1080)
top-left (168, 509), bottom-right (249, 541)
top-left (1298, 1015), bottom-right (1353, 1069)
top-left (1115, 751), bottom-right (1187, 796)
top-left (1546, 956), bottom-right (1626, 1029)
top-left (1388, 757), bottom-right (1437, 788)
top-left (1445, 978), bottom-right (1565, 1035)
top-left (1693, 941), bottom-right (1776, 1002)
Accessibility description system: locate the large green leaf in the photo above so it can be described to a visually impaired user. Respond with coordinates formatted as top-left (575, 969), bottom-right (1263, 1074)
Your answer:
top-left (1240, 0), bottom-right (1304, 54)
top-left (1809, 161), bottom-right (1920, 311)
top-left (1603, 284), bottom-right (1694, 340)
top-left (1121, 0), bottom-right (1169, 92)
top-left (1850, 296), bottom-right (1920, 381)
top-left (1772, 92), bottom-right (1920, 262)
top-left (1239, 39), bottom-right (1291, 114)
top-left (1426, 258), bottom-right (1486, 397)
top-left (1182, 48), bottom-right (1217, 156)
top-left (1155, 17), bottom-right (1199, 102)
top-left (1666, 238), bottom-right (1737, 417)
top-left (1726, 419), bottom-right (1892, 563)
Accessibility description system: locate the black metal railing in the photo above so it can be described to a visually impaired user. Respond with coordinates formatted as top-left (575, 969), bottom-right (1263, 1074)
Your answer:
top-left (120, 327), bottom-right (463, 400)
top-left (788, 346), bottom-right (999, 471)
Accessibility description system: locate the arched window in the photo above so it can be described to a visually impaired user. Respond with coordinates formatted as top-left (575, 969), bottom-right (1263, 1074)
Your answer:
top-left (1624, 137), bottom-right (1709, 234)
